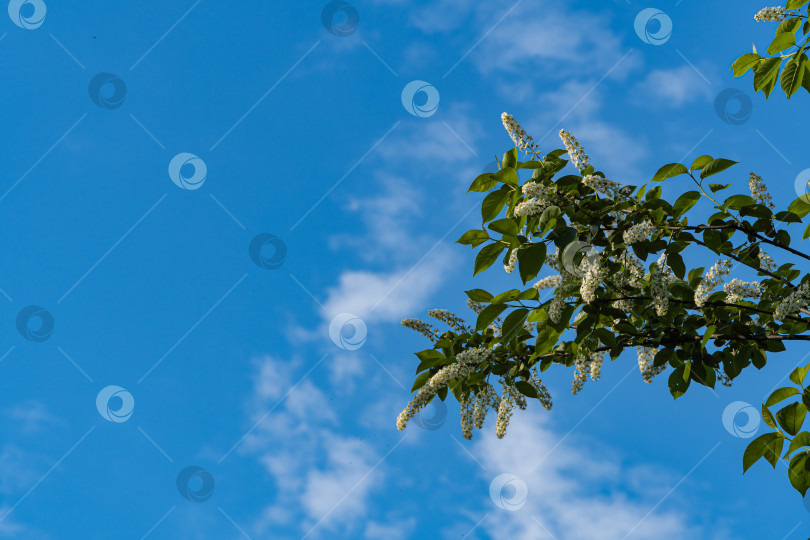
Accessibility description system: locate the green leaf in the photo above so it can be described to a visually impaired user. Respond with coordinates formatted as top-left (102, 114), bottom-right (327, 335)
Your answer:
top-left (700, 158), bottom-right (738, 179)
top-left (668, 364), bottom-right (691, 399)
top-left (765, 386), bottom-right (800, 407)
top-left (788, 432), bottom-right (810, 456)
top-left (481, 188), bottom-right (512, 222)
top-left (731, 52), bottom-right (761, 77)
top-left (767, 32), bottom-right (796, 55)
top-left (788, 194), bottom-right (810, 218)
top-left (651, 163), bottom-right (688, 183)
top-left (782, 55), bottom-right (807, 99)
top-left (457, 229), bottom-right (490, 247)
top-left (476, 304), bottom-right (508, 331)
top-left (411, 370), bottom-right (432, 392)
top-left (743, 432), bottom-right (783, 472)
top-left (702, 325), bottom-right (716, 349)
top-left (501, 308), bottom-right (529, 343)
top-left (763, 404), bottom-right (777, 429)
top-left (488, 218), bottom-right (519, 236)
top-left (753, 57), bottom-right (782, 93)
top-left (708, 182), bottom-right (733, 192)
top-left (538, 206), bottom-right (562, 233)
top-left (690, 155), bottom-right (714, 171)
top-left (776, 402), bottom-right (807, 436)
top-left (515, 381), bottom-right (539, 399)
top-left (788, 452), bottom-right (810, 495)
top-left (473, 243), bottom-right (506, 276)
top-left (495, 167), bottom-right (519, 186)
top-left (791, 364), bottom-right (810, 386)
top-left (787, 0), bottom-right (810, 9)
top-left (673, 191), bottom-right (701, 216)
top-left (803, 387), bottom-right (810, 410)
top-left (468, 173), bottom-right (499, 193)
top-left (724, 194), bottom-right (755, 210)
top-left (465, 289), bottom-right (493, 303)
top-left (517, 242), bottom-right (547, 284)
top-left (502, 148), bottom-right (518, 169)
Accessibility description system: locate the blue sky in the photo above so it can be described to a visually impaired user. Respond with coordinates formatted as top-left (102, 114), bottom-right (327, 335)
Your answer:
top-left (0, 0), bottom-right (808, 538)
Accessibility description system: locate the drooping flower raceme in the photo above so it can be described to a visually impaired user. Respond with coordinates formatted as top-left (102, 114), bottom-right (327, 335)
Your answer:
top-left (754, 6), bottom-right (786, 21)
top-left (534, 275), bottom-right (562, 290)
top-left (397, 347), bottom-right (492, 431)
top-left (528, 372), bottom-right (553, 410)
top-left (579, 250), bottom-right (605, 303)
top-left (582, 174), bottom-right (622, 200)
top-left (650, 253), bottom-right (677, 316)
top-left (559, 129), bottom-right (589, 171)
top-left (623, 220), bottom-right (656, 245)
top-left (723, 278), bottom-right (762, 303)
top-left (473, 384), bottom-right (498, 429)
top-left (504, 249), bottom-right (518, 274)
top-left (759, 250), bottom-right (777, 272)
top-left (694, 259), bottom-right (733, 307)
top-left (428, 309), bottom-right (468, 333)
top-left (495, 385), bottom-right (517, 438)
top-left (460, 396), bottom-right (474, 440)
top-left (749, 172), bottom-right (775, 209)
top-left (637, 346), bottom-right (665, 383)
top-left (501, 113), bottom-right (539, 156)
top-left (774, 282), bottom-right (810, 321)
top-left (401, 318), bottom-right (440, 341)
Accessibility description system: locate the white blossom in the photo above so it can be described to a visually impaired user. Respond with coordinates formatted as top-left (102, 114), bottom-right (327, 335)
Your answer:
top-left (579, 250), bottom-right (605, 303)
top-left (502, 113), bottom-right (539, 156)
top-left (623, 220), bottom-right (656, 245)
top-left (759, 250), bottom-right (777, 272)
top-left (473, 384), bottom-right (498, 429)
top-left (694, 259), bottom-right (732, 307)
top-left (548, 296), bottom-right (565, 323)
top-left (528, 373), bottom-right (553, 410)
top-left (460, 395), bottom-right (474, 440)
top-left (637, 346), bottom-right (665, 383)
top-left (723, 278), bottom-right (762, 303)
top-left (397, 348), bottom-right (492, 431)
top-left (774, 282), bottom-right (810, 321)
top-left (651, 253), bottom-right (677, 316)
top-left (582, 174), bottom-right (623, 199)
top-left (559, 129), bottom-right (589, 171)
top-left (534, 275), bottom-right (562, 290)
top-left (495, 386), bottom-right (516, 438)
top-left (504, 249), bottom-right (519, 273)
top-left (749, 172), bottom-right (775, 209)
top-left (428, 309), bottom-right (468, 333)
top-left (754, 6), bottom-right (786, 21)
top-left (401, 318), bottom-right (439, 341)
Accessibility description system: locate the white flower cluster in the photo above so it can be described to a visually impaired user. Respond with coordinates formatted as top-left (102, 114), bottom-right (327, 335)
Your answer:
top-left (582, 174), bottom-right (622, 200)
top-left (618, 251), bottom-right (646, 289)
top-left (396, 347), bottom-right (492, 431)
top-left (428, 309), bottom-right (467, 333)
top-left (466, 298), bottom-right (485, 314)
top-left (651, 253), bottom-right (677, 316)
top-left (571, 339), bottom-right (604, 394)
top-left (534, 275), bottom-right (562, 290)
top-left (749, 173), bottom-right (775, 209)
top-left (514, 198), bottom-right (546, 217)
top-left (501, 113), bottom-right (539, 155)
top-left (495, 386), bottom-right (517, 438)
top-left (528, 373), bottom-right (553, 410)
top-left (759, 250), bottom-right (777, 272)
top-left (637, 346), bottom-right (665, 383)
top-left (401, 318), bottom-right (439, 341)
top-left (774, 282), bottom-right (810, 321)
top-left (514, 182), bottom-right (550, 217)
top-left (460, 396), bottom-right (474, 440)
top-left (504, 249), bottom-right (519, 273)
top-left (548, 296), bottom-right (565, 323)
top-left (473, 384), bottom-right (499, 429)
top-left (547, 248), bottom-right (560, 271)
top-left (623, 220), bottom-right (656, 245)
top-left (723, 278), bottom-right (762, 303)
top-left (754, 6), bottom-right (786, 21)
top-left (694, 259), bottom-right (732, 307)
top-left (579, 251), bottom-right (605, 303)
top-left (559, 129), bottom-right (590, 171)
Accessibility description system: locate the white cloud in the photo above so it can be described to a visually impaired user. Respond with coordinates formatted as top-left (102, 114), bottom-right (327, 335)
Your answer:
top-left (633, 65), bottom-right (714, 107)
top-left (471, 411), bottom-right (721, 540)
top-left (322, 248), bottom-right (453, 323)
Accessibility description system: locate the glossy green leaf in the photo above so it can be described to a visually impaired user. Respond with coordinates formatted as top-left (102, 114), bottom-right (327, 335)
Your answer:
top-left (700, 158), bottom-right (738, 179)
top-left (776, 402), bottom-right (807, 436)
top-left (473, 243), bottom-right (506, 276)
top-left (765, 386), bottom-right (800, 407)
top-left (651, 163), bottom-right (688, 183)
